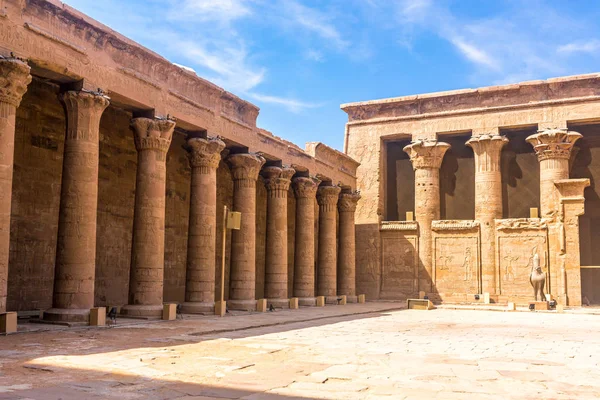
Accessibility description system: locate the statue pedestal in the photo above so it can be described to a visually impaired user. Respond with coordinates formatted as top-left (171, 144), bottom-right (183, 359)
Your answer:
top-left (529, 301), bottom-right (549, 311)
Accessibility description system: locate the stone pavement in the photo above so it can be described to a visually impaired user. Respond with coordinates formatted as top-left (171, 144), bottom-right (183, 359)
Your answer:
top-left (1, 303), bottom-right (599, 399)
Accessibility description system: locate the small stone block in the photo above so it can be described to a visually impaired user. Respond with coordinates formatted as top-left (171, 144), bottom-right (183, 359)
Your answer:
top-left (256, 299), bottom-right (267, 312)
top-left (483, 292), bottom-right (490, 304)
top-left (545, 293), bottom-right (552, 301)
top-left (418, 291), bottom-right (426, 299)
top-left (358, 294), bottom-right (366, 303)
top-left (316, 296), bottom-right (325, 307)
top-left (0, 312), bottom-right (17, 334)
top-left (89, 307), bottom-right (105, 326)
top-left (530, 207), bottom-right (539, 218)
top-left (556, 304), bottom-right (565, 313)
top-left (408, 299), bottom-right (434, 310)
top-left (530, 301), bottom-right (549, 311)
top-left (339, 295), bottom-right (347, 305)
top-left (289, 298), bottom-right (299, 309)
top-left (507, 302), bottom-right (516, 311)
top-left (215, 301), bottom-right (226, 317)
top-left (162, 303), bottom-right (177, 320)
top-left (406, 211), bottom-right (414, 221)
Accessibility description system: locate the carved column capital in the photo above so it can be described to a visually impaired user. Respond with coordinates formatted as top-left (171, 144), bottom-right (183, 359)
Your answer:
top-left (466, 133), bottom-right (508, 172)
top-left (131, 117), bottom-right (175, 152)
top-left (60, 91), bottom-right (110, 142)
top-left (186, 136), bottom-right (225, 170)
top-left (0, 58), bottom-right (32, 107)
top-left (526, 128), bottom-right (582, 161)
top-left (262, 165), bottom-right (295, 197)
top-left (317, 185), bottom-right (342, 207)
top-left (403, 139), bottom-right (451, 170)
top-left (338, 190), bottom-right (361, 213)
top-left (227, 153), bottom-right (266, 182)
top-left (292, 176), bottom-right (321, 199)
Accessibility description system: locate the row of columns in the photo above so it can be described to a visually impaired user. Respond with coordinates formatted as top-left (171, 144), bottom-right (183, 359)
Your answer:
top-left (0, 58), bottom-right (361, 321)
top-left (402, 129), bottom-right (581, 294)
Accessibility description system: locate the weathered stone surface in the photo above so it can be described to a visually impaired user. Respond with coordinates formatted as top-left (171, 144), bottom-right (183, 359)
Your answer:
top-left (338, 188), bottom-right (360, 299)
top-left (317, 185), bottom-right (341, 300)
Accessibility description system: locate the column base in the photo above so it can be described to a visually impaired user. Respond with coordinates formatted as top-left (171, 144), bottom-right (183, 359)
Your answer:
top-left (345, 295), bottom-right (358, 304)
top-left (267, 298), bottom-right (289, 309)
top-left (180, 302), bottom-right (215, 314)
top-left (44, 308), bottom-right (91, 323)
top-left (227, 299), bottom-right (257, 312)
top-left (325, 296), bottom-right (339, 305)
top-left (297, 297), bottom-right (316, 307)
top-left (120, 304), bottom-right (162, 318)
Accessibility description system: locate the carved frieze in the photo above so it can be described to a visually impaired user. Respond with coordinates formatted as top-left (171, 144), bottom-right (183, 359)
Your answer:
top-left (431, 220), bottom-right (480, 231)
top-left (131, 117), bottom-right (175, 153)
top-left (380, 221), bottom-right (418, 231)
top-left (495, 218), bottom-right (548, 231)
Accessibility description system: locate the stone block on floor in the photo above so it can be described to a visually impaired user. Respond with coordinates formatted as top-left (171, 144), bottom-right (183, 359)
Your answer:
top-left (0, 312), bottom-right (17, 334)
top-left (215, 301), bottom-right (226, 316)
top-left (289, 298), bottom-right (299, 309)
top-left (358, 294), bottom-right (366, 303)
top-left (163, 303), bottom-right (177, 320)
top-left (529, 301), bottom-right (549, 311)
top-left (316, 296), bottom-right (325, 307)
top-left (257, 299), bottom-right (267, 312)
top-left (339, 295), bottom-right (347, 305)
top-left (89, 307), bottom-right (106, 326)
top-left (407, 299), bottom-right (434, 310)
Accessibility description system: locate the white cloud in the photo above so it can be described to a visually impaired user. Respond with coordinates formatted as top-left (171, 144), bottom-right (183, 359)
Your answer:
top-left (449, 37), bottom-right (499, 71)
top-left (168, 0), bottom-right (251, 23)
top-left (305, 49), bottom-right (324, 62)
top-left (557, 40), bottom-right (600, 54)
top-left (248, 92), bottom-right (323, 113)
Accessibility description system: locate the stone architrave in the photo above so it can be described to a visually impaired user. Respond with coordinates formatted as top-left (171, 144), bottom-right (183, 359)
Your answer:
top-left (466, 132), bottom-right (508, 295)
top-left (0, 58), bottom-right (31, 314)
top-left (122, 118), bottom-right (175, 317)
top-left (262, 165), bottom-right (295, 308)
top-left (337, 188), bottom-right (361, 302)
top-left (526, 128), bottom-right (582, 218)
top-left (44, 90), bottom-right (110, 322)
top-left (227, 153), bottom-right (266, 311)
top-left (292, 176), bottom-right (321, 306)
top-left (181, 136), bottom-right (225, 314)
top-left (317, 184), bottom-right (342, 303)
top-left (403, 139), bottom-right (450, 293)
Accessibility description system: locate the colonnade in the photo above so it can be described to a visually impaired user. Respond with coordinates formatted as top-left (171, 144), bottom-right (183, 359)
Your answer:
top-left (0, 59), bottom-right (361, 321)
top-left (402, 129), bottom-right (581, 295)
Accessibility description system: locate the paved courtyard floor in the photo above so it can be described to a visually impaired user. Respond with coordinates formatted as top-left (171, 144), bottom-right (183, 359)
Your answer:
top-left (1, 303), bottom-right (599, 399)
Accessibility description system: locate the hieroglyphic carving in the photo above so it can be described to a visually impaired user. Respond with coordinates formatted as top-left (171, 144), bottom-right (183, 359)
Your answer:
top-left (431, 220), bottom-right (480, 231)
top-left (434, 236), bottom-right (479, 295)
top-left (498, 236), bottom-right (548, 296)
top-left (380, 221), bottom-right (418, 231)
top-left (380, 234), bottom-right (418, 299)
top-left (495, 218), bottom-right (548, 231)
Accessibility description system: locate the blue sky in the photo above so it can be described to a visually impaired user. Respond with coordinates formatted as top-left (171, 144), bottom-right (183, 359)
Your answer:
top-left (64, 0), bottom-right (600, 151)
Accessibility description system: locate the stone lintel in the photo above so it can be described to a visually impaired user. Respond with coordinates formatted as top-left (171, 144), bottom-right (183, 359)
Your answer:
top-left (403, 139), bottom-right (451, 170)
top-left (186, 136), bottom-right (226, 170)
top-left (431, 220), bottom-right (480, 231)
top-left (131, 117), bottom-right (176, 152)
top-left (526, 128), bottom-right (582, 161)
top-left (495, 218), bottom-right (549, 231)
top-left (380, 221), bottom-right (418, 231)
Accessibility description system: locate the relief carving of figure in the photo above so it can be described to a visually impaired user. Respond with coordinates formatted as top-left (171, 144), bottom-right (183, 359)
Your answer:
top-left (503, 254), bottom-right (518, 282)
top-left (462, 247), bottom-right (472, 281)
top-left (529, 253), bottom-right (546, 302)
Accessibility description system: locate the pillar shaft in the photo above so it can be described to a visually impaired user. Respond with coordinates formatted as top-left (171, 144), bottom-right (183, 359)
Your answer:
top-left (227, 153), bottom-right (265, 310)
top-left (527, 128), bottom-right (582, 218)
top-left (0, 58), bottom-right (31, 313)
top-left (263, 166), bottom-right (295, 306)
top-left (317, 185), bottom-right (341, 300)
top-left (338, 189), bottom-right (360, 299)
top-left (404, 140), bottom-right (450, 293)
top-left (467, 133), bottom-right (508, 294)
top-left (46, 91), bottom-right (109, 322)
top-left (182, 137), bottom-right (225, 313)
top-left (292, 177), bottom-right (320, 303)
top-left (123, 118), bottom-right (175, 317)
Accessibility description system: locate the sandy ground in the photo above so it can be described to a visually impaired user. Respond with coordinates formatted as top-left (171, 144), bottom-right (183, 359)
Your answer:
top-left (1, 302), bottom-right (599, 399)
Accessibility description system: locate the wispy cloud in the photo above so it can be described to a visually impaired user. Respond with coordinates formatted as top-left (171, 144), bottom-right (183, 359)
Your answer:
top-left (167, 0), bottom-right (251, 23)
top-left (248, 92), bottom-right (323, 113)
top-left (557, 40), bottom-right (600, 54)
top-left (449, 37), bottom-right (499, 71)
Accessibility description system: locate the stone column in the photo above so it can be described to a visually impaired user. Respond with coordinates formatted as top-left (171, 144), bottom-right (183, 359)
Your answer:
top-left (526, 128), bottom-right (582, 218)
top-left (227, 153), bottom-right (265, 311)
top-left (337, 188), bottom-right (361, 302)
top-left (0, 58), bottom-right (31, 314)
top-left (45, 90), bottom-right (110, 322)
top-left (181, 136), bottom-right (225, 314)
top-left (403, 139), bottom-right (450, 293)
top-left (262, 166), bottom-right (295, 308)
top-left (466, 132), bottom-right (508, 295)
top-left (122, 118), bottom-right (175, 317)
top-left (317, 184), bottom-right (341, 303)
top-left (292, 176), bottom-right (320, 306)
